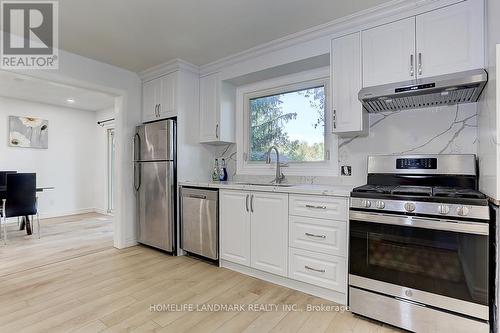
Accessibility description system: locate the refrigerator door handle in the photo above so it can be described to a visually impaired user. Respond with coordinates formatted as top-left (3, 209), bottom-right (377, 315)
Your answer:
top-left (134, 162), bottom-right (141, 191)
top-left (133, 133), bottom-right (141, 161)
top-left (133, 133), bottom-right (141, 191)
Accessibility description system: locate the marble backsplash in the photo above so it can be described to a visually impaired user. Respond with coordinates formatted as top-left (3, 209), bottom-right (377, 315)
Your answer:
top-left (215, 103), bottom-right (478, 186)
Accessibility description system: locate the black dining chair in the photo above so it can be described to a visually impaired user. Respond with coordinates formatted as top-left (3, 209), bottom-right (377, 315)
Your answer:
top-left (0, 171), bottom-right (16, 188)
top-left (0, 173), bottom-right (39, 244)
top-left (0, 171), bottom-right (18, 225)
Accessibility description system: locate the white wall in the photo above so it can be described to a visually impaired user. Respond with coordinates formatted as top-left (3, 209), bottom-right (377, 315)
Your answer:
top-left (338, 104), bottom-right (478, 186)
top-left (478, 0), bottom-right (500, 200)
top-left (176, 69), bottom-right (217, 183)
top-left (0, 97), bottom-right (101, 218)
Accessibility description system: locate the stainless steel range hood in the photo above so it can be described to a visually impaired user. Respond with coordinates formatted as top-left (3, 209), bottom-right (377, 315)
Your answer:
top-left (358, 69), bottom-right (488, 113)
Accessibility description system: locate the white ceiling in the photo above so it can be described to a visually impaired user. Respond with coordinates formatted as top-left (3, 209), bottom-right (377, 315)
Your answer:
top-left (58, 0), bottom-right (391, 72)
top-left (0, 71), bottom-right (115, 111)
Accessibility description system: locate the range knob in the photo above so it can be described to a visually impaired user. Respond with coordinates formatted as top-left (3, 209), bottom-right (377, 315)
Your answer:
top-left (404, 202), bottom-right (416, 213)
top-left (375, 201), bottom-right (385, 209)
top-left (438, 205), bottom-right (450, 215)
top-left (457, 206), bottom-right (470, 217)
top-left (361, 200), bottom-right (372, 208)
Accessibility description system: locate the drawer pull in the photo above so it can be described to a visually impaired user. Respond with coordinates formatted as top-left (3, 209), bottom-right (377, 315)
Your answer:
top-left (304, 265), bottom-right (325, 273)
top-left (305, 232), bottom-right (326, 239)
top-left (305, 204), bottom-right (327, 210)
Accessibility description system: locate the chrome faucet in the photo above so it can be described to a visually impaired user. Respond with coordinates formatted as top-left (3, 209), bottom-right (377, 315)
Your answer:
top-left (266, 146), bottom-right (285, 184)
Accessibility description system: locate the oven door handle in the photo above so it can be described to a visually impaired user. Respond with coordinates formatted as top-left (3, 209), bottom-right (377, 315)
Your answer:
top-left (349, 211), bottom-right (489, 235)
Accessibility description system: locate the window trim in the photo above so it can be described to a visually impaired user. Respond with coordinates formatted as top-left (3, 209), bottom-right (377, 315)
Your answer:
top-left (236, 67), bottom-right (339, 177)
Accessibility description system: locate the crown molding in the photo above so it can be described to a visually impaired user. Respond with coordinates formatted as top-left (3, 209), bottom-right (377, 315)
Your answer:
top-left (138, 0), bottom-right (462, 79)
top-left (199, 0), bottom-right (460, 75)
top-left (139, 58), bottom-right (199, 82)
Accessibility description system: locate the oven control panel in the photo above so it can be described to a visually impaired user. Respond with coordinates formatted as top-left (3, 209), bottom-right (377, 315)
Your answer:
top-left (396, 158), bottom-right (437, 170)
top-left (349, 197), bottom-right (489, 221)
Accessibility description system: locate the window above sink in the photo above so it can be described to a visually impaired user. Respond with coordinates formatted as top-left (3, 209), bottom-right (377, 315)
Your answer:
top-left (236, 68), bottom-right (339, 177)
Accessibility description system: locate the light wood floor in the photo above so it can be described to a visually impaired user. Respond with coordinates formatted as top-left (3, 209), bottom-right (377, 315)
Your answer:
top-left (0, 213), bottom-right (404, 333)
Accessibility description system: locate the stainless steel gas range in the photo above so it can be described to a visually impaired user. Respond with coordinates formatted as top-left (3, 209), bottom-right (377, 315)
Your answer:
top-left (349, 154), bottom-right (490, 333)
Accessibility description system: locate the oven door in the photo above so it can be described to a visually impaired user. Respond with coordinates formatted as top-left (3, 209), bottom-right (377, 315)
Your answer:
top-left (349, 210), bottom-right (489, 319)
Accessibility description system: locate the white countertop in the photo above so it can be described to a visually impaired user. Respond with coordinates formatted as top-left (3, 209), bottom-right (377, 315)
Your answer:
top-left (179, 180), bottom-right (353, 197)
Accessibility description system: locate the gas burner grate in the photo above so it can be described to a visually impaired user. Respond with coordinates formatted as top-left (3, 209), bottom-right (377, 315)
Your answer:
top-left (432, 187), bottom-right (486, 199)
top-left (391, 186), bottom-right (433, 196)
top-left (353, 185), bottom-right (395, 194)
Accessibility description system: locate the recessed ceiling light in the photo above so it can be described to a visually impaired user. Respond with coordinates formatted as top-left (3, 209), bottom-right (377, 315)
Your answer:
top-left (66, 98), bottom-right (75, 103)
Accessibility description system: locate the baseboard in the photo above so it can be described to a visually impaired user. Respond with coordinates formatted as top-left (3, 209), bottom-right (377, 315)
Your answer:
top-left (220, 259), bottom-right (347, 305)
top-left (94, 208), bottom-right (114, 216)
top-left (118, 238), bottom-right (138, 249)
top-left (39, 208), bottom-right (96, 220)
top-left (4, 207), bottom-right (110, 224)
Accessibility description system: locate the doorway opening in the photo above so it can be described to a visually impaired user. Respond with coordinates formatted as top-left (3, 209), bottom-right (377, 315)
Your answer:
top-left (0, 70), bottom-right (121, 273)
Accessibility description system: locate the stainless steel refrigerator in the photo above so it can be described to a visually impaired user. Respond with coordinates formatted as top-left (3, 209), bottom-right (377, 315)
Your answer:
top-left (133, 119), bottom-right (176, 253)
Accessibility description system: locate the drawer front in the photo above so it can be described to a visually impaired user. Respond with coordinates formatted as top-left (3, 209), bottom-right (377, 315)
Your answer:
top-left (289, 195), bottom-right (347, 220)
top-left (288, 248), bottom-right (347, 292)
top-left (289, 216), bottom-right (347, 256)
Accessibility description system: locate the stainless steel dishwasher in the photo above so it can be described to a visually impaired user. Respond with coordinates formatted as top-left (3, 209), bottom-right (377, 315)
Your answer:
top-left (180, 187), bottom-right (218, 260)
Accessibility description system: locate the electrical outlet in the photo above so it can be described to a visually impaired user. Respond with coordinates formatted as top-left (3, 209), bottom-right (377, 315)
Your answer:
top-left (341, 165), bottom-right (352, 176)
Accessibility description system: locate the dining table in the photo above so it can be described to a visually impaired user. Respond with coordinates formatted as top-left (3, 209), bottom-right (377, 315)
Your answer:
top-left (0, 186), bottom-right (54, 235)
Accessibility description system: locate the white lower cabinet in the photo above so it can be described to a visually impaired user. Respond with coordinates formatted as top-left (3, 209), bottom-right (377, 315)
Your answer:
top-left (288, 247), bottom-right (347, 293)
top-left (288, 194), bottom-right (348, 295)
top-left (219, 190), bottom-right (288, 277)
top-left (220, 190), bottom-right (251, 266)
top-left (220, 190), bottom-right (349, 302)
top-left (250, 192), bottom-right (288, 276)
top-left (289, 194), bottom-right (347, 221)
top-left (289, 215), bottom-right (347, 256)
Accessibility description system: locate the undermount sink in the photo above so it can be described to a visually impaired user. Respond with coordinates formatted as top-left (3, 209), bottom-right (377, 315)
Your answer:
top-left (235, 182), bottom-right (295, 187)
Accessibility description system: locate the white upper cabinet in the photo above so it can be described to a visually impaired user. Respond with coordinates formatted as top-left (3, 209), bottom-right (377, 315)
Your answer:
top-left (331, 32), bottom-right (366, 134)
top-left (362, 17), bottom-right (416, 87)
top-left (199, 72), bottom-right (235, 144)
top-left (199, 73), bottom-right (219, 142)
top-left (142, 79), bottom-right (160, 123)
top-left (362, 0), bottom-right (484, 87)
top-left (158, 73), bottom-right (176, 117)
top-left (250, 192), bottom-right (288, 277)
top-left (415, 0), bottom-right (484, 78)
top-left (142, 72), bottom-right (177, 123)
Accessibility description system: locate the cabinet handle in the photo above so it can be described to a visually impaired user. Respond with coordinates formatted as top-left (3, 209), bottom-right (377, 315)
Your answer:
top-left (250, 194), bottom-right (254, 213)
top-left (305, 204), bottom-right (327, 210)
top-left (305, 265), bottom-right (325, 273)
top-left (215, 123), bottom-right (219, 139)
top-left (418, 53), bottom-right (422, 75)
top-left (245, 194), bottom-right (249, 212)
top-left (333, 110), bottom-right (337, 130)
top-left (305, 232), bottom-right (326, 239)
top-left (158, 103), bottom-right (161, 117)
top-left (410, 54), bottom-right (414, 77)
top-left (186, 194), bottom-right (206, 200)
